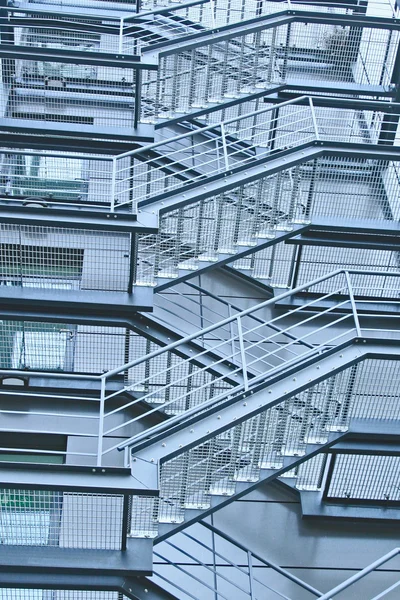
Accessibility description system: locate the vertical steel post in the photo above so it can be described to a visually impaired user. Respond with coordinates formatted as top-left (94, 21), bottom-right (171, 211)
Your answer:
top-left (97, 377), bottom-right (106, 467)
top-left (111, 157), bottom-right (117, 213)
top-left (220, 123), bottom-right (230, 171)
top-left (309, 97), bottom-right (320, 141)
top-left (209, 0), bottom-right (216, 29)
top-left (118, 18), bottom-right (124, 55)
top-left (237, 316), bottom-right (248, 391)
top-left (248, 551), bottom-right (255, 600)
top-left (228, 304), bottom-right (236, 362)
top-left (344, 271), bottom-right (362, 337)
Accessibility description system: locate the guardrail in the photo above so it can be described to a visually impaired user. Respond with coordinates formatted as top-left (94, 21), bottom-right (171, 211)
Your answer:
top-left (0, 270), bottom-right (399, 466)
top-left (154, 520), bottom-right (324, 599)
top-left (318, 548), bottom-right (400, 600)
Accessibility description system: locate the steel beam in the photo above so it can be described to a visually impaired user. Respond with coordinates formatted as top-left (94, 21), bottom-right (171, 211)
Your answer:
top-left (286, 229), bottom-right (400, 251)
top-left (0, 133), bottom-right (138, 154)
top-left (0, 205), bottom-right (158, 233)
top-left (300, 490), bottom-right (400, 521)
top-left (0, 541), bottom-right (153, 576)
top-left (0, 287), bottom-right (154, 315)
top-left (0, 119), bottom-right (154, 142)
top-left (328, 438), bottom-right (400, 455)
top-left (275, 294), bottom-right (400, 316)
top-left (0, 45), bottom-right (157, 70)
top-left (0, 462), bottom-right (158, 494)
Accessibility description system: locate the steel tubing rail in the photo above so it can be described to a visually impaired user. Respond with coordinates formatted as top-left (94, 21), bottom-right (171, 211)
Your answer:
top-left (199, 521), bottom-right (324, 597)
top-left (105, 266), bottom-right (395, 382)
top-left (115, 95), bottom-right (310, 161)
top-left (113, 269), bottom-right (400, 455)
top-left (103, 266), bottom-right (346, 380)
top-left (318, 548), bottom-right (400, 600)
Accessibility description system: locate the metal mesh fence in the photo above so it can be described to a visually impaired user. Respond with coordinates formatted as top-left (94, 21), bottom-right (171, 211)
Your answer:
top-left (0, 488), bottom-right (124, 549)
top-left (0, 321), bottom-right (149, 374)
top-left (142, 19), bottom-right (398, 120)
top-left (0, 592), bottom-right (125, 600)
top-left (327, 454), bottom-right (400, 502)
top-left (2, 57), bottom-right (137, 132)
top-left (294, 453), bottom-right (327, 491)
top-left (128, 494), bottom-right (159, 537)
top-left (0, 149), bottom-right (115, 208)
top-left (296, 245), bottom-right (400, 298)
top-left (0, 224), bottom-right (131, 292)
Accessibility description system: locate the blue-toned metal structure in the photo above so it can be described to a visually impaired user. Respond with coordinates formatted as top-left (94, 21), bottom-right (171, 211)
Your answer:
top-left (0, 0), bottom-right (399, 598)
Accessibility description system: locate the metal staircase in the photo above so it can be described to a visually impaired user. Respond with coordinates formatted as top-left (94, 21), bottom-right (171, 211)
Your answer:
top-left (0, 0), bottom-right (400, 598)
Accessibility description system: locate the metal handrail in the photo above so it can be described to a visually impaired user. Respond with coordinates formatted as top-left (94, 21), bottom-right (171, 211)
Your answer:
top-left (199, 521), bottom-right (323, 597)
top-left (318, 548), bottom-right (400, 600)
top-left (153, 520), bottom-right (324, 599)
top-left (103, 267), bottom-right (383, 380)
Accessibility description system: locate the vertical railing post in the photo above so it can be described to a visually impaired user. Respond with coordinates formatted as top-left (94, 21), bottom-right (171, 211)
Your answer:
top-left (228, 305), bottom-right (236, 361)
top-left (209, 0), bottom-right (216, 29)
top-left (124, 446), bottom-right (130, 468)
top-left (118, 18), bottom-right (124, 55)
top-left (248, 551), bottom-right (255, 600)
top-left (344, 271), bottom-right (362, 337)
top-left (111, 157), bottom-right (117, 213)
top-left (220, 123), bottom-right (230, 171)
top-left (236, 316), bottom-right (249, 391)
top-left (97, 376), bottom-right (106, 467)
top-left (309, 97), bottom-right (320, 141)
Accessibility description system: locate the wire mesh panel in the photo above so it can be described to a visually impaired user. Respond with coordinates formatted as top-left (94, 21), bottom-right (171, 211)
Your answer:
top-left (0, 488), bottom-right (124, 549)
top-left (295, 245), bottom-right (400, 298)
top-left (2, 58), bottom-right (137, 132)
top-left (294, 453), bottom-right (327, 490)
top-left (128, 494), bottom-right (159, 538)
top-left (6, 13), bottom-right (122, 55)
top-left (155, 383), bottom-right (339, 524)
top-left (0, 591), bottom-right (126, 600)
top-left (0, 321), bottom-right (148, 373)
top-left (135, 171), bottom-right (309, 285)
top-left (0, 149), bottom-right (115, 208)
top-left (136, 153), bottom-right (400, 286)
top-left (326, 454), bottom-right (400, 502)
top-left (0, 225), bottom-right (132, 292)
top-left (141, 18), bottom-right (398, 121)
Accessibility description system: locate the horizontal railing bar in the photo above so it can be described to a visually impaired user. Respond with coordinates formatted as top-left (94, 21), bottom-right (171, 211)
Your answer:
top-left (0, 149), bottom-right (114, 161)
top-left (153, 552), bottom-right (212, 600)
top-left (0, 446), bottom-right (97, 457)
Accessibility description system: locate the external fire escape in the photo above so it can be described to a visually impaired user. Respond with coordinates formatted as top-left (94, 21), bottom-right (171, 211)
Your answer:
top-left (0, 0), bottom-right (399, 598)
